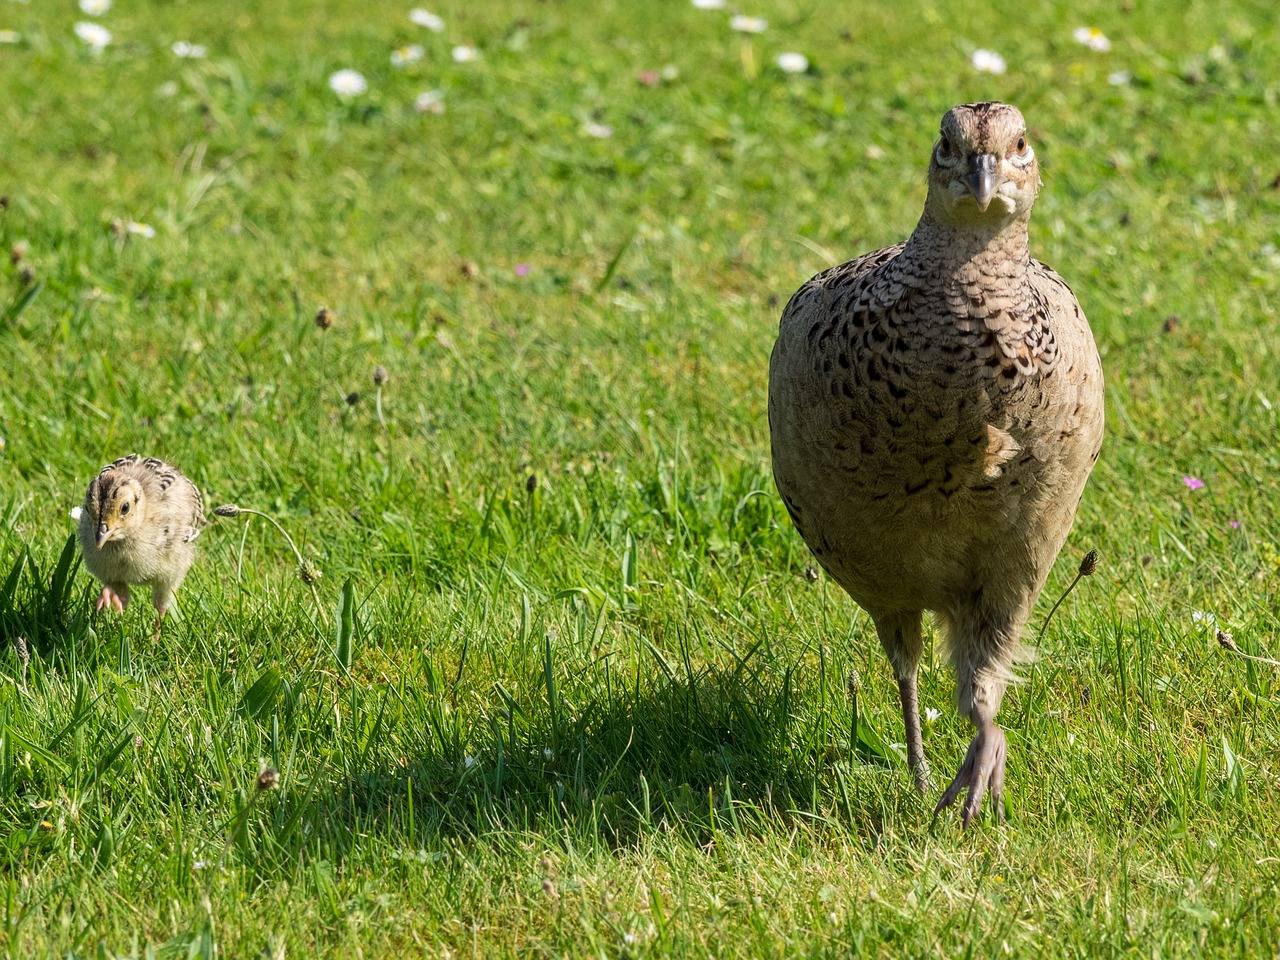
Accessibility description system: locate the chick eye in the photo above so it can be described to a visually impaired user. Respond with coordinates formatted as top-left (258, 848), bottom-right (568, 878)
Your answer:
top-left (1016, 136), bottom-right (1027, 153)
top-left (121, 502), bottom-right (130, 515)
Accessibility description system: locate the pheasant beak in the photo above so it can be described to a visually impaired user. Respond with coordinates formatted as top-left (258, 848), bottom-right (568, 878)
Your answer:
top-left (964, 153), bottom-right (1000, 212)
top-left (96, 522), bottom-right (114, 547)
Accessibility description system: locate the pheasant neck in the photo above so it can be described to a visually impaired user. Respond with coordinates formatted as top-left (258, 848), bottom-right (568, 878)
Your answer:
top-left (902, 213), bottom-right (1032, 283)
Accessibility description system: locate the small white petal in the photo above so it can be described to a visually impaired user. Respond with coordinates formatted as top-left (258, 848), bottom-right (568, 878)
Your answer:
top-left (462, 756), bottom-right (476, 768)
top-left (125, 221), bottom-right (156, 238)
top-left (1074, 27), bottom-right (1111, 52)
top-left (582, 121), bottom-right (613, 139)
top-left (70, 506), bottom-right (84, 521)
top-left (0, 30), bottom-right (21, 44)
top-left (328, 69), bottom-right (368, 96)
top-left (414, 89), bottom-right (445, 113)
top-left (776, 51), bottom-right (808, 73)
top-left (78, 0), bottom-right (111, 15)
top-left (172, 41), bottom-right (207, 59)
top-left (691, 0), bottom-right (724, 8)
top-left (729, 14), bottom-right (767, 33)
top-left (451, 45), bottom-right (479, 62)
top-left (542, 748), bottom-right (554, 759)
top-left (390, 44), bottom-right (424, 67)
top-left (409, 8), bottom-right (445, 31)
top-left (971, 48), bottom-right (1007, 74)
top-left (660, 64), bottom-right (679, 81)
top-left (1108, 70), bottom-right (1132, 86)
top-left (924, 707), bottom-right (941, 723)
top-left (73, 21), bottom-right (112, 49)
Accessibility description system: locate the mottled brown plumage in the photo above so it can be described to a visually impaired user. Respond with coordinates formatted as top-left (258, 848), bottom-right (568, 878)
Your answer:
top-left (77, 454), bottom-right (205, 628)
top-left (769, 102), bottom-right (1104, 826)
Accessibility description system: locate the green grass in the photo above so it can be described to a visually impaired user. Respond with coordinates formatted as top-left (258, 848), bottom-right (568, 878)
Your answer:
top-left (2, 0), bottom-right (1279, 955)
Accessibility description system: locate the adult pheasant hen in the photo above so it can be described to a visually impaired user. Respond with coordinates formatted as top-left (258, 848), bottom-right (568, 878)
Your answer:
top-left (769, 102), bottom-right (1104, 826)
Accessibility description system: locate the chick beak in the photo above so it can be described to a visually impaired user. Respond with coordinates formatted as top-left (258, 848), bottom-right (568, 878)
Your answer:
top-left (96, 522), bottom-right (112, 547)
top-left (964, 153), bottom-right (999, 212)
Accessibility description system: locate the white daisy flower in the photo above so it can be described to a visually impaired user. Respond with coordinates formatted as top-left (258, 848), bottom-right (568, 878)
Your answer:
top-left (78, 0), bottom-right (111, 15)
top-left (691, 0), bottom-right (725, 8)
top-left (125, 220), bottom-right (156, 238)
top-left (971, 48), bottom-right (1006, 74)
top-left (776, 51), bottom-right (808, 73)
top-left (730, 14), bottom-right (767, 33)
top-left (409, 8), bottom-right (445, 31)
top-left (390, 44), bottom-right (424, 67)
top-left (414, 89), bottom-right (445, 113)
top-left (660, 64), bottom-right (679, 81)
top-left (1073, 27), bottom-right (1112, 53)
top-left (582, 121), bottom-right (613, 139)
top-left (328, 69), bottom-right (368, 97)
top-left (73, 21), bottom-right (111, 51)
top-left (451, 45), bottom-right (479, 62)
top-left (1191, 610), bottom-right (1218, 629)
top-left (1108, 70), bottom-right (1132, 86)
top-left (924, 707), bottom-right (941, 723)
top-left (70, 506), bottom-right (83, 521)
top-left (0, 30), bottom-right (20, 44)
top-left (171, 40), bottom-right (207, 58)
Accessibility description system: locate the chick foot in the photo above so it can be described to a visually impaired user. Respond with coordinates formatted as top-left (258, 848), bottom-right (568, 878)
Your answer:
top-left (95, 584), bottom-right (131, 613)
top-left (933, 724), bottom-right (1007, 828)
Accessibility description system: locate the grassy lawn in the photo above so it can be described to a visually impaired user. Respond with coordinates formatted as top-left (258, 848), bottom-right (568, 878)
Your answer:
top-left (2, 0), bottom-right (1279, 954)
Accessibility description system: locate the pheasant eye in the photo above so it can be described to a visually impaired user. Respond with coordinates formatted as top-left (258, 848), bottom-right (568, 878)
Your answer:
top-left (121, 502), bottom-right (130, 515)
top-left (1016, 137), bottom-right (1027, 152)
top-left (939, 135), bottom-right (952, 154)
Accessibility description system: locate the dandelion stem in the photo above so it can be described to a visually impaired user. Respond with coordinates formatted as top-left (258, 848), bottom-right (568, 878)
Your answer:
top-left (1037, 550), bottom-right (1100, 644)
top-left (217, 505), bottom-right (325, 622)
top-left (1217, 630), bottom-right (1280, 668)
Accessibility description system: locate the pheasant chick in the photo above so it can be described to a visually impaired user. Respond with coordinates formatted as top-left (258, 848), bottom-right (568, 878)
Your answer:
top-left (77, 455), bottom-right (205, 628)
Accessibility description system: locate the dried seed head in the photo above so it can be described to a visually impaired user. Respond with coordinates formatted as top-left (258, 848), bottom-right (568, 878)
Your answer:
top-left (213, 503), bottom-right (241, 517)
top-left (1216, 629), bottom-right (1238, 652)
top-left (298, 559), bottom-right (322, 585)
top-left (1162, 315), bottom-right (1180, 334)
top-left (526, 473), bottom-right (538, 493)
top-left (346, 391), bottom-right (361, 406)
top-left (459, 260), bottom-right (479, 279)
top-left (256, 767), bottom-right (280, 791)
top-left (1079, 550), bottom-right (1100, 577)
top-left (315, 306), bottom-right (334, 329)
top-left (109, 218), bottom-right (124, 235)
top-left (18, 265), bottom-right (35, 286)
top-left (0, 196), bottom-right (9, 211)
top-left (10, 241), bottom-right (27, 264)
top-left (541, 878), bottom-right (557, 899)
top-left (14, 635), bottom-right (29, 666)
top-left (372, 364), bottom-right (389, 386)
top-left (803, 564), bottom-right (820, 583)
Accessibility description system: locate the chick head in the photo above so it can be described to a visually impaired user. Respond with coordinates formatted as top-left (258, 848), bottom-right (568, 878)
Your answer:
top-left (90, 474), bottom-right (146, 547)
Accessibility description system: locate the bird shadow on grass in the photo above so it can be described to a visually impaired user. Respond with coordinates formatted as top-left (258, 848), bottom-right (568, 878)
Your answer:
top-left (246, 655), bottom-right (931, 876)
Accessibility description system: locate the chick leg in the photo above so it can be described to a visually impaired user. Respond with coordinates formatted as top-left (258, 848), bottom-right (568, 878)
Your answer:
top-left (151, 584), bottom-right (177, 638)
top-left (95, 583), bottom-right (131, 613)
top-left (873, 611), bottom-right (931, 794)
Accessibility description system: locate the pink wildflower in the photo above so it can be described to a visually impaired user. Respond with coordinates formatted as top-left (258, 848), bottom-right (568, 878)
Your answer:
top-left (1182, 476), bottom-right (1204, 490)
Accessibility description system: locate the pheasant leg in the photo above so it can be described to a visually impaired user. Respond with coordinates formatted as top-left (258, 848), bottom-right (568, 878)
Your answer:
top-left (898, 673), bottom-right (932, 794)
top-left (933, 722), bottom-right (1007, 827)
